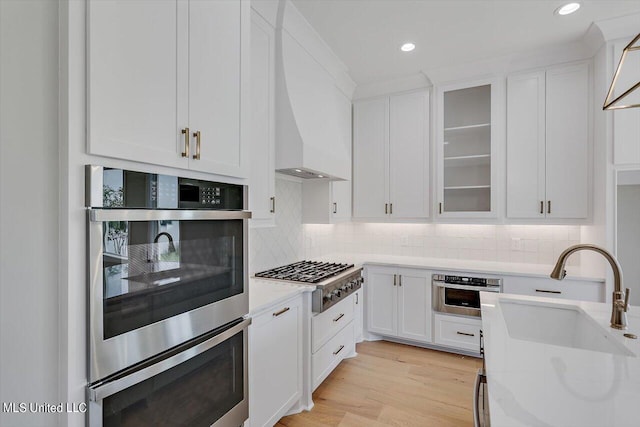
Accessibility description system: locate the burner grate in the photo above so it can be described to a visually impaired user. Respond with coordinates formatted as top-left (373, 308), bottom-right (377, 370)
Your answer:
top-left (255, 261), bottom-right (354, 283)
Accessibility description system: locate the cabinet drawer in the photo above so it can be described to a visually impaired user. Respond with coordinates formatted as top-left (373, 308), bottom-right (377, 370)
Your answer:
top-left (312, 296), bottom-right (354, 353)
top-left (434, 314), bottom-right (481, 353)
top-left (312, 321), bottom-right (354, 391)
top-left (502, 276), bottom-right (604, 302)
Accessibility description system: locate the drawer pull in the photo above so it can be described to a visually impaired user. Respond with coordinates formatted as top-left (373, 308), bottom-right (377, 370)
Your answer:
top-left (535, 289), bottom-right (561, 295)
top-left (333, 345), bottom-right (345, 355)
top-left (456, 331), bottom-right (475, 337)
top-left (333, 313), bottom-right (345, 322)
top-left (273, 307), bottom-right (290, 317)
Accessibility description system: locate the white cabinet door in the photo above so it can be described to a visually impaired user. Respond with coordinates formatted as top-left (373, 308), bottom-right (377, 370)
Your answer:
top-left (366, 266), bottom-right (396, 336)
top-left (353, 290), bottom-right (363, 343)
top-left (389, 91), bottom-right (430, 219)
top-left (397, 269), bottom-right (431, 342)
top-left (188, 0), bottom-right (244, 177)
top-left (331, 180), bottom-right (352, 221)
top-left (506, 71), bottom-right (546, 218)
top-left (353, 98), bottom-right (389, 219)
top-left (545, 63), bottom-right (589, 219)
top-left (249, 10), bottom-right (276, 226)
top-left (87, 0), bottom-right (189, 169)
top-left (250, 297), bottom-right (302, 427)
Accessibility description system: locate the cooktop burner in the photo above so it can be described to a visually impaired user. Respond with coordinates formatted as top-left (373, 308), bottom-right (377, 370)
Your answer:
top-left (254, 260), bottom-right (355, 284)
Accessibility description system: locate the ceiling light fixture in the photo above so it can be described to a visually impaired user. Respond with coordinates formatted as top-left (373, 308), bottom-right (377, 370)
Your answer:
top-left (603, 33), bottom-right (640, 110)
top-left (555, 2), bottom-right (580, 15)
top-left (400, 42), bottom-right (415, 52)
top-left (295, 169), bottom-right (302, 173)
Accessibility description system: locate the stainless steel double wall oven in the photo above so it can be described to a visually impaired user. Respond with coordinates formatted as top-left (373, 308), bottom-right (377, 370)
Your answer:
top-left (86, 166), bottom-right (250, 427)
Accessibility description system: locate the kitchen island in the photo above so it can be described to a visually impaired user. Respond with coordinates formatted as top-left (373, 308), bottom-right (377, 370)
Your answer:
top-left (481, 292), bottom-right (640, 427)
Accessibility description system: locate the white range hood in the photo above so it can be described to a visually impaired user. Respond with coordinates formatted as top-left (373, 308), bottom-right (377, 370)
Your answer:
top-left (274, 1), bottom-right (353, 181)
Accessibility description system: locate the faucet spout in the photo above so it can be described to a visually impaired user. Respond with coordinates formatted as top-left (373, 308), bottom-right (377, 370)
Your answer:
top-left (550, 244), bottom-right (630, 330)
top-left (153, 232), bottom-right (176, 253)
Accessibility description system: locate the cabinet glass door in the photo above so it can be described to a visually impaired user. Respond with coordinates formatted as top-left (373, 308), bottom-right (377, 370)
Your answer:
top-left (442, 84), bottom-right (492, 213)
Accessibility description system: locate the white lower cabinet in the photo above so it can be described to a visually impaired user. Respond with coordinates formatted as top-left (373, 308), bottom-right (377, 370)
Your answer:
top-left (311, 295), bottom-right (357, 391)
top-left (433, 314), bottom-right (482, 353)
top-left (502, 275), bottom-right (605, 302)
top-left (366, 266), bottom-right (432, 343)
top-left (249, 295), bottom-right (303, 427)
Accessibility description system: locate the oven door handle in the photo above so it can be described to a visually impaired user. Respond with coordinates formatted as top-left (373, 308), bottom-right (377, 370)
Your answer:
top-left (433, 282), bottom-right (501, 293)
top-left (88, 317), bottom-right (251, 401)
top-left (89, 209), bottom-right (252, 222)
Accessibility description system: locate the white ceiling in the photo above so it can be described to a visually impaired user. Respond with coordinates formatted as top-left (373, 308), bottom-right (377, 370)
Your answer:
top-left (290, 0), bottom-right (640, 85)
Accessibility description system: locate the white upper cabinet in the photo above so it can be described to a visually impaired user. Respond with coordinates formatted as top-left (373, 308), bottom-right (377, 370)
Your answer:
top-left (87, 0), bottom-right (248, 178)
top-left (507, 62), bottom-right (589, 220)
top-left (353, 90), bottom-right (430, 221)
top-left (249, 9), bottom-right (276, 227)
top-left (436, 80), bottom-right (498, 218)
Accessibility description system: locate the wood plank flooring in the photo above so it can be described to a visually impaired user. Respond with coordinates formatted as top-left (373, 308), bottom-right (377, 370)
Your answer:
top-left (276, 341), bottom-right (483, 427)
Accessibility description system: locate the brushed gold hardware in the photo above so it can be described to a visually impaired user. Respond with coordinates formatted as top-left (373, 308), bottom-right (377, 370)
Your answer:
top-left (181, 128), bottom-right (190, 157)
top-left (540, 201), bottom-right (544, 214)
top-left (192, 130), bottom-right (201, 160)
top-left (456, 331), bottom-right (475, 337)
top-left (624, 333), bottom-right (637, 339)
top-left (272, 307), bottom-right (290, 317)
top-left (333, 313), bottom-right (345, 322)
top-left (333, 202), bottom-right (337, 214)
top-left (535, 289), bottom-right (561, 294)
top-left (385, 203), bottom-right (388, 214)
top-left (547, 200), bottom-right (551, 214)
top-left (270, 196), bottom-right (275, 213)
top-left (390, 203), bottom-right (393, 214)
top-left (439, 202), bottom-right (442, 214)
top-left (333, 345), bottom-right (345, 355)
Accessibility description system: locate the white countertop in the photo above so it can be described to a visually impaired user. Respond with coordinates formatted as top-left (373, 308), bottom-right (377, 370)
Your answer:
top-left (310, 253), bottom-right (604, 282)
top-left (481, 292), bottom-right (640, 427)
top-left (249, 278), bottom-right (315, 316)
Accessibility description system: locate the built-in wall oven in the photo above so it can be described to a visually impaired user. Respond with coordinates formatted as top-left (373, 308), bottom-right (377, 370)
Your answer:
top-left (432, 274), bottom-right (502, 317)
top-left (86, 166), bottom-right (250, 426)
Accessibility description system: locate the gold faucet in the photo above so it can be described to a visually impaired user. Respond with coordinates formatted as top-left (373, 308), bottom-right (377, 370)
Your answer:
top-left (550, 244), bottom-right (630, 330)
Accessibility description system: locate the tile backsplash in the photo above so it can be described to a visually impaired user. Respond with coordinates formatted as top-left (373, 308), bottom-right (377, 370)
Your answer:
top-left (250, 178), bottom-right (581, 271)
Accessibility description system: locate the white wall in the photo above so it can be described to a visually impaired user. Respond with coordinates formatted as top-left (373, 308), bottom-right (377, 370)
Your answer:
top-left (617, 185), bottom-right (640, 305)
top-left (0, 1), bottom-right (60, 426)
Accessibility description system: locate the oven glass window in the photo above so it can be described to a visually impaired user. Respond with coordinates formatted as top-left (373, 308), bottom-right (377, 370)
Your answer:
top-left (444, 288), bottom-right (480, 309)
top-left (103, 329), bottom-right (244, 427)
top-left (103, 219), bottom-right (244, 339)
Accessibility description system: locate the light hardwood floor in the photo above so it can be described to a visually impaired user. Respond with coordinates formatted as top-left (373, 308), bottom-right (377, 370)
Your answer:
top-left (276, 341), bottom-right (483, 427)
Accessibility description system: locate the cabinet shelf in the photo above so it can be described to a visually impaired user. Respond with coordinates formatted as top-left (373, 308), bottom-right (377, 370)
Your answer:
top-left (444, 185), bottom-right (491, 190)
top-left (444, 123), bottom-right (491, 132)
top-left (444, 154), bottom-right (490, 167)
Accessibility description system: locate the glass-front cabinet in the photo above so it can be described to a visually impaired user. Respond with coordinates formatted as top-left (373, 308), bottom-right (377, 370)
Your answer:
top-left (437, 80), bottom-right (498, 218)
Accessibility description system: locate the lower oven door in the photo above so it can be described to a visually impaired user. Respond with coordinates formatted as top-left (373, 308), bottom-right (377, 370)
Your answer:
top-left (88, 318), bottom-right (250, 427)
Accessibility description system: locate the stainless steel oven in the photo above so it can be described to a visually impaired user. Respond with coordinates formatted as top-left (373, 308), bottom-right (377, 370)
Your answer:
top-left (86, 166), bottom-right (250, 382)
top-left (432, 274), bottom-right (501, 318)
top-left (88, 318), bottom-right (250, 427)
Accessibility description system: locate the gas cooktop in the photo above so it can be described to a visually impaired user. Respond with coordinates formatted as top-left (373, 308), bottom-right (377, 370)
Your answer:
top-left (254, 260), bottom-right (355, 284)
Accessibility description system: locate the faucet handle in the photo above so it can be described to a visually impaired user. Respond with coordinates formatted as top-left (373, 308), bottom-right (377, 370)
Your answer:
top-left (624, 288), bottom-right (630, 312)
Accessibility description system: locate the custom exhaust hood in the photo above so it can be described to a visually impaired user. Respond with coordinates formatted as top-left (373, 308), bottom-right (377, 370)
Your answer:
top-left (274, 1), bottom-right (352, 181)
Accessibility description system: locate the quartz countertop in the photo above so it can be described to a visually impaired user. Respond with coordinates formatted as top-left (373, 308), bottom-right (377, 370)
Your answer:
top-left (480, 292), bottom-right (640, 427)
top-left (249, 278), bottom-right (315, 316)
top-left (310, 253), bottom-right (604, 282)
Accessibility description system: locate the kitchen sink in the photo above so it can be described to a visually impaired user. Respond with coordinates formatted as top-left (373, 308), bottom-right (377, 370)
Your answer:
top-left (500, 299), bottom-right (634, 356)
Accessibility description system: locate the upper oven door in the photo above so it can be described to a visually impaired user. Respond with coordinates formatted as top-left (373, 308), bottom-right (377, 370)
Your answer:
top-left (88, 209), bottom-right (250, 382)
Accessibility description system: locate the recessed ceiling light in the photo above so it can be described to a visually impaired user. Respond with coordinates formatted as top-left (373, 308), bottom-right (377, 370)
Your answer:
top-left (295, 169), bottom-right (302, 173)
top-left (400, 42), bottom-right (415, 52)
top-left (318, 175), bottom-right (324, 178)
top-left (555, 2), bottom-right (580, 15)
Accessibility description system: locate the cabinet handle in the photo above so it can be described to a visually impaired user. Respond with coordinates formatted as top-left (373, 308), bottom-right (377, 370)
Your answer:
top-left (547, 200), bottom-right (551, 214)
top-left (535, 289), bottom-right (561, 295)
top-left (270, 196), bottom-right (275, 213)
top-left (333, 313), bottom-right (345, 322)
top-left (385, 203), bottom-right (388, 214)
top-left (390, 203), bottom-right (393, 214)
top-left (181, 128), bottom-right (190, 158)
top-left (333, 345), bottom-right (345, 355)
top-left (398, 275), bottom-right (402, 286)
top-left (439, 202), bottom-right (443, 214)
top-left (540, 201), bottom-right (544, 215)
top-left (272, 307), bottom-right (290, 317)
top-left (393, 274), bottom-right (397, 286)
top-left (192, 130), bottom-right (201, 160)
top-left (333, 202), bottom-right (337, 214)
top-left (355, 293), bottom-right (359, 305)
top-left (457, 331), bottom-right (475, 337)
